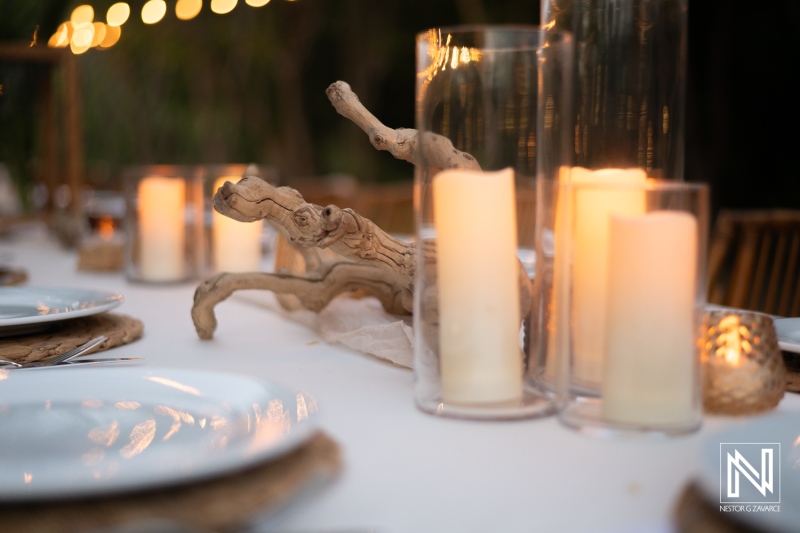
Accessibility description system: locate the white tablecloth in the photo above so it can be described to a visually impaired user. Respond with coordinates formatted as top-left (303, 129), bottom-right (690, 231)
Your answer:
top-left (2, 224), bottom-right (797, 533)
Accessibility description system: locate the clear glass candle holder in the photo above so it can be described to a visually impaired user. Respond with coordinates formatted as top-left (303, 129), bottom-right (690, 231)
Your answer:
top-left (413, 25), bottom-right (573, 419)
top-left (541, 0), bottom-right (688, 180)
top-left (123, 165), bottom-right (203, 283)
top-left (199, 164), bottom-right (269, 276)
top-left (539, 177), bottom-right (708, 435)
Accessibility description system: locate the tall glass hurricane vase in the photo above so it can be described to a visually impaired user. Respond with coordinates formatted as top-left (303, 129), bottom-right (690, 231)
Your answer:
top-left (413, 26), bottom-right (573, 419)
top-left (541, 0), bottom-right (688, 179)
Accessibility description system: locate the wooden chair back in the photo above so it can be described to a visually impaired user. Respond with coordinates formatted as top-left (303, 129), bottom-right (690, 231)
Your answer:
top-left (708, 209), bottom-right (800, 316)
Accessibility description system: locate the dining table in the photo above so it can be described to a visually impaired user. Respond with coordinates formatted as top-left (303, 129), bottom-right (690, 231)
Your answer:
top-left (1, 221), bottom-right (798, 533)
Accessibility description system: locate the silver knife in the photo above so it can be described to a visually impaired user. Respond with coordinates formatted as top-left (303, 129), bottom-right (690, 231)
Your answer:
top-left (4, 358), bottom-right (143, 369)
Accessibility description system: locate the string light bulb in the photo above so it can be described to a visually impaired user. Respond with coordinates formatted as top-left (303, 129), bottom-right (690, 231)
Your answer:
top-left (142, 0), bottom-right (167, 24)
top-left (211, 0), bottom-right (237, 15)
top-left (106, 3), bottom-right (130, 26)
top-left (176, 0), bottom-right (203, 20)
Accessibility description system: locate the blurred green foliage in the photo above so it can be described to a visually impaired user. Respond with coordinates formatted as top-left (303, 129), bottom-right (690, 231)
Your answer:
top-left (1, 0), bottom-right (540, 205)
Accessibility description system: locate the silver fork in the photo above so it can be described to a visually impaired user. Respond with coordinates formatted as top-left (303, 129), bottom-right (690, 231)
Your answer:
top-left (0, 335), bottom-right (108, 368)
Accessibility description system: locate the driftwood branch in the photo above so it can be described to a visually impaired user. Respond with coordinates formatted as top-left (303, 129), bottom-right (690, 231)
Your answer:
top-left (192, 262), bottom-right (410, 340)
top-left (326, 81), bottom-right (481, 171)
top-left (213, 176), bottom-right (415, 291)
top-left (191, 81), bottom-right (532, 341)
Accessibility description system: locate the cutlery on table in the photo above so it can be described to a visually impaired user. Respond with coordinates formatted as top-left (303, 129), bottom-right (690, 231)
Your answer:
top-left (0, 335), bottom-right (113, 368)
top-left (1, 357), bottom-right (143, 369)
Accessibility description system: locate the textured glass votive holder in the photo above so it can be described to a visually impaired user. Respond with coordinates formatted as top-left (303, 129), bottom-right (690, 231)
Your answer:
top-left (703, 310), bottom-right (786, 415)
top-left (124, 165), bottom-right (203, 283)
top-left (546, 178), bottom-right (709, 436)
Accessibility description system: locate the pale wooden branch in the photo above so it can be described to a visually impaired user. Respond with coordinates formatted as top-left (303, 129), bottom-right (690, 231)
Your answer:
top-left (213, 176), bottom-right (415, 291)
top-left (326, 81), bottom-right (481, 171)
top-left (192, 81), bottom-right (533, 341)
top-left (192, 263), bottom-right (410, 340)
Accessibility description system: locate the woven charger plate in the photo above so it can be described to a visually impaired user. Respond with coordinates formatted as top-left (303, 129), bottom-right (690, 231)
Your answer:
top-left (782, 351), bottom-right (800, 392)
top-left (0, 313), bottom-right (143, 363)
top-left (674, 482), bottom-right (766, 533)
top-left (0, 431), bottom-right (341, 533)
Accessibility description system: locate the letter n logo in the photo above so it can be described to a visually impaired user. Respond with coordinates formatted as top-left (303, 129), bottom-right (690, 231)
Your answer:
top-left (720, 443), bottom-right (781, 504)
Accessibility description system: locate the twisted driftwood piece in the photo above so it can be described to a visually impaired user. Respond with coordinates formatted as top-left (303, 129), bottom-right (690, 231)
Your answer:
top-left (192, 81), bottom-right (530, 340)
top-left (325, 81), bottom-right (480, 171)
top-left (192, 177), bottom-right (414, 339)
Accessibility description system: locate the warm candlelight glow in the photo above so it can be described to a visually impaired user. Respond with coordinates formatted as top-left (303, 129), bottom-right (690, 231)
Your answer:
top-left (434, 168), bottom-right (522, 406)
top-left (212, 176), bottom-right (262, 273)
top-left (714, 315), bottom-right (755, 368)
top-left (142, 0), bottom-right (167, 24)
top-left (176, 0), bottom-right (203, 20)
top-left (246, 0), bottom-right (271, 6)
top-left (106, 2), bottom-right (130, 26)
top-left (561, 167), bottom-right (647, 388)
top-left (97, 217), bottom-right (115, 241)
top-left (137, 176), bottom-right (186, 281)
top-left (602, 211), bottom-right (698, 425)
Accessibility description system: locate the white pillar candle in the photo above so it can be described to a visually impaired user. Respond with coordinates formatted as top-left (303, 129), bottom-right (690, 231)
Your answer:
top-left (212, 177), bottom-right (263, 273)
top-left (433, 168), bottom-right (522, 406)
top-left (138, 176), bottom-right (186, 281)
top-left (568, 167), bottom-right (646, 387)
top-left (602, 211), bottom-right (698, 425)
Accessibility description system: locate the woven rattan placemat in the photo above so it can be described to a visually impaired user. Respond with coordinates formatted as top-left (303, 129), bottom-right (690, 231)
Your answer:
top-left (0, 431), bottom-right (341, 533)
top-left (0, 313), bottom-right (143, 363)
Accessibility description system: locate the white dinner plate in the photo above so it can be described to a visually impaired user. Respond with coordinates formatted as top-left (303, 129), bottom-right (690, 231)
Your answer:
top-left (0, 286), bottom-right (123, 336)
top-left (696, 412), bottom-right (800, 533)
top-left (0, 366), bottom-right (318, 501)
top-left (773, 318), bottom-right (800, 353)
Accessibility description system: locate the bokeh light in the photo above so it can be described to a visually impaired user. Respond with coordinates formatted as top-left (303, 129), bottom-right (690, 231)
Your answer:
top-left (246, 0), bottom-right (270, 6)
top-left (176, 0), bottom-right (203, 20)
top-left (48, 22), bottom-right (71, 48)
top-left (142, 0), bottom-right (167, 24)
top-left (107, 3), bottom-right (131, 27)
top-left (70, 5), bottom-right (94, 26)
top-left (211, 0), bottom-right (238, 15)
top-left (70, 22), bottom-right (94, 54)
top-left (90, 22), bottom-right (107, 47)
top-left (98, 24), bottom-right (122, 48)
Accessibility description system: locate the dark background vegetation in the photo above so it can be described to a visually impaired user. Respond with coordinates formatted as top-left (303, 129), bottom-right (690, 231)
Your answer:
top-left (1, 0), bottom-right (799, 219)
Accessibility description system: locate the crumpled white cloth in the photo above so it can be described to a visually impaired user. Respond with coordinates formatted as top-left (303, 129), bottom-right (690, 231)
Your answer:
top-left (233, 292), bottom-right (414, 368)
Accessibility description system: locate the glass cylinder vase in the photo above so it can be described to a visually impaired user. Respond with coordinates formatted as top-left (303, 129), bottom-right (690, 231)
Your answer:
top-left (123, 165), bottom-right (203, 283)
top-left (413, 26), bottom-right (573, 419)
top-left (541, 0), bottom-right (688, 179)
top-left (199, 164), bottom-right (268, 276)
top-left (547, 178), bottom-right (709, 435)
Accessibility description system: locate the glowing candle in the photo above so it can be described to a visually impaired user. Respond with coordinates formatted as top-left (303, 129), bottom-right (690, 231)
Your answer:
top-left (568, 168), bottom-right (647, 388)
top-left (433, 168), bottom-right (522, 405)
top-left (138, 176), bottom-right (185, 281)
top-left (212, 177), bottom-right (262, 273)
top-left (602, 211), bottom-right (698, 425)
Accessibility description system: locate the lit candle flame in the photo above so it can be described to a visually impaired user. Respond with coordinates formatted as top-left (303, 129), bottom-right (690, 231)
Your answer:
top-left (98, 216), bottom-right (115, 241)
